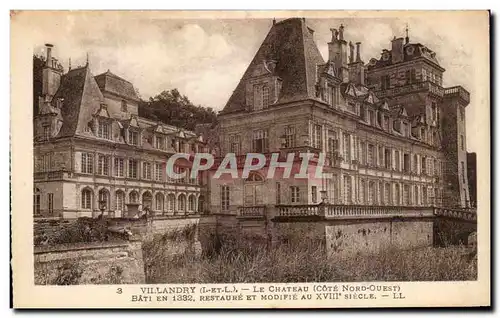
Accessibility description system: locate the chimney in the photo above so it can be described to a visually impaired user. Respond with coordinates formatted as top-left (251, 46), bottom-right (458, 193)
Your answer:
top-left (356, 42), bottom-right (362, 62)
top-left (328, 25), bottom-right (349, 82)
top-left (349, 41), bottom-right (354, 63)
top-left (391, 37), bottom-right (404, 64)
top-left (45, 43), bottom-right (53, 68)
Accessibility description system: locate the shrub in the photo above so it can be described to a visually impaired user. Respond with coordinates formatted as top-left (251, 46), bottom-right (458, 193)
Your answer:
top-left (51, 261), bottom-right (83, 285)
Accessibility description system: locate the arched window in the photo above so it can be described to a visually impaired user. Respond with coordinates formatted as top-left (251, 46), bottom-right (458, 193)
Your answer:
top-left (368, 181), bottom-right (375, 205)
top-left (168, 194), bottom-right (176, 212)
top-left (115, 190), bottom-right (125, 211)
top-left (188, 194), bottom-right (196, 212)
top-left (155, 193), bottom-right (164, 212)
top-left (178, 194), bottom-right (186, 212)
top-left (98, 188), bottom-right (110, 210)
top-left (81, 188), bottom-right (93, 210)
top-left (142, 192), bottom-right (153, 210)
top-left (129, 191), bottom-right (138, 203)
top-left (33, 188), bottom-right (41, 215)
top-left (394, 184), bottom-right (400, 205)
top-left (384, 183), bottom-right (391, 205)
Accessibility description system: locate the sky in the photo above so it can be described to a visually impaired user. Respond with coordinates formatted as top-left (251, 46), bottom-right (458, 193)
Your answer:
top-left (26, 11), bottom-right (488, 152)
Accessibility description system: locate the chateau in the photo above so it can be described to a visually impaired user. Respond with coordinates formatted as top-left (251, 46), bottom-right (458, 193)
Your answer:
top-left (210, 18), bottom-right (471, 215)
top-left (33, 17), bottom-right (472, 220)
top-left (33, 45), bottom-right (208, 219)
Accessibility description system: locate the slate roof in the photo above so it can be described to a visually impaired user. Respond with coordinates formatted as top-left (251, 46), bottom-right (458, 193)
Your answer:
top-left (94, 70), bottom-right (140, 102)
top-left (52, 65), bottom-right (105, 137)
top-left (221, 18), bottom-right (325, 114)
top-left (368, 42), bottom-right (443, 70)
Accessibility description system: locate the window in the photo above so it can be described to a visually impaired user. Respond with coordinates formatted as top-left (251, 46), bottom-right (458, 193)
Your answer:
top-left (403, 153), bottom-right (410, 173)
top-left (284, 126), bottom-right (296, 148)
top-left (98, 189), bottom-right (109, 210)
top-left (381, 75), bottom-right (390, 90)
top-left (327, 130), bottom-right (339, 154)
top-left (312, 124), bottom-right (322, 149)
top-left (252, 129), bottom-right (268, 153)
top-left (188, 195), bottom-right (196, 212)
top-left (179, 140), bottom-right (185, 153)
top-left (394, 150), bottom-right (400, 171)
top-left (154, 162), bottom-right (163, 181)
top-left (262, 85), bottom-right (270, 108)
top-left (434, 159), bottom-right (439, 176)
top-left (253, 85), bottom-right (263, 110)
top-left (460, 107), bottom-right (465, 121)
top-left (97, 155), bottom-right (109, 176)
top-left (421, 156), bottom-right (427, 174)
top-left (121, 100), bottom-right (127, 112)
top-left (97, 119), bottom-right (111, 139)
top-left (384, 183), bottom-right (390, 205)
top-left (311, 186), bottom-right (317, 203)
top-left (368, 182), bottom-right (375, 204)
top-left (276, 182), bottom-right (281, 205)
top-left (128, 159), bottom-right (138, 179)
top-left (415, 186), bottom-right (420, 206)
top-left (221, 186), bottom-right (230, 211)
top-left (359, 142), bottom-right (366, 165)
top-left (367, 110), bottom-right (374, 125)
top-left (328, 176), bottom-right (337, 203)
top-left (360, 180), bottom-right (366, 204)
top-left (155, 193), bottom-right (164, 211)
top-left (115, 191), bottom-right (125, 211)
top-left (460, 135), bottom-right (465, 151)
top-left (413, 154), bottom-right (418, 174)
top-left (155, 136), bottom-right (164, 149)
top-left (378, 146), bottom-right (384, 167)
top-left (81, 152), bottom-right (94, 174)
top-left (290, 186), bottom-right (300, 203)
top-left (47, 193), bottom-right (54, 214)
top-left (229, 134), bottom-right (241, 155)
top-left (168, 194), bottom-right (176, 211)
top-left (43, 126), bottom-right (50, 140)
top-left (461, 161), bottom-right (466, 183)
top-left (343, 133), bottom-right (351, 161)
top-left (39, 152), bottom-right (52, 172)
top-left (422, 187), bottom-right (428, 205)
top-left (128, 130), bottom-right (139, 145)
top-left (114, 158), bottom-right (124, 177)
top-left (347, 102), bottom-right (356, 113)
top-left (325, 85), bottom-right (333, 105)
top-left (142, 162), bottom-right (152, 180)
top-left (394, 184), bottom-right (400, 205)
top-left (385, 148), bottom-right (392, 169)
top-left (129, 191), bottom-right (138, 203)
top-left (244, 173), bottom-right (263, 206)
top-left (367, 144), bottom-right (375, 166)
top-left (81, 189), bottom-right (92, 209)
top-left (403, 185), bottom-right (410, 205)
top-left (343, 176), bottom-right (352, 204)
top-left (276, 80), bottom-right (282, 101)
top-left (431, 102), bottom-right (438, 122)
top-left (33, 189), bottom-right (41, 215)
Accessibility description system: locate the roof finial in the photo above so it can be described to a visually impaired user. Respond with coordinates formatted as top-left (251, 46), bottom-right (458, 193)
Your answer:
top-left (86, 52), bottom-right (89, 66)
top-left (273, 18), bottom-right (276, 25)
top-left (405, 23), bottom-right (410, 44)
top-left (68, 57), bottom-right (71, 71)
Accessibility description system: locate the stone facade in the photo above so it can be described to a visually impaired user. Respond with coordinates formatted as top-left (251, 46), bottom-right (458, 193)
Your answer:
top-left (33, 45), bottom-right (209, 219)
top-left (210, 18), bottom-right (471, 218)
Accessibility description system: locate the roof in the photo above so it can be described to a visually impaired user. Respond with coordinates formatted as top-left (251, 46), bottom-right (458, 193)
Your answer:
top-left (94, 70), bottom-right (140, 102)
top-left (221, 18), bottom-right (325, 114)
top-left (52, 65), bottom-right (105, 137)
top-left (367, 42), bottom-right (443, 71)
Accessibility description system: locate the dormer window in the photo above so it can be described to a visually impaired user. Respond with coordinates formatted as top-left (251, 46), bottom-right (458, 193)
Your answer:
top-left (42, 125), bottom-right (50, 140)
top-left (128, 130), bottom-right (139, 145)
top-left (276, 79), bottom-right (282, 102)
top-left (262, 85), bottom-right (270, 108)
top-left (155, 135), bottom-right (164, 150)
top-left (121, 100), bottom-right (127, 112)
top-left (97, 119), bottom-right (111, 139)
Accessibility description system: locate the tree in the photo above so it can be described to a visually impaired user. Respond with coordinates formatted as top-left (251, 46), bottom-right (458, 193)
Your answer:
top-left (138, 89), bottom-right (217, 130)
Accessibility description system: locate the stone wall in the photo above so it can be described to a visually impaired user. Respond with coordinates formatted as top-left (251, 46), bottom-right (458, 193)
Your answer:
top-left (34, 240), bottom-right (145, 285)
top-left (324, 218), bottom-right (434, 257)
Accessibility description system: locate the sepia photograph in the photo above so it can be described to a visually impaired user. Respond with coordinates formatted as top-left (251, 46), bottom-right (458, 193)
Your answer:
top-left (11, 10), bottom-right (490, 308)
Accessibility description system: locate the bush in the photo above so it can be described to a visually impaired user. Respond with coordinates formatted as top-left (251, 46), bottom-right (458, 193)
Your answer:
top-left (51, 261), bottom-right (83, 285)
top-left (143, 232), bottom-right (477, 284)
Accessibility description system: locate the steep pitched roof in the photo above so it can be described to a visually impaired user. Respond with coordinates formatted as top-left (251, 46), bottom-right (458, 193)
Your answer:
top-left (94, 70), bottom-right (140, 102)
top-left (52, 65), bottom-right (104, 137)
top-left (221, 18), bottom-right (325, 114)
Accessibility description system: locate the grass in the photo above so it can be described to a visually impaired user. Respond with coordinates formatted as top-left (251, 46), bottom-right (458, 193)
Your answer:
top-left (143, 232), bottom-right (477, 284)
